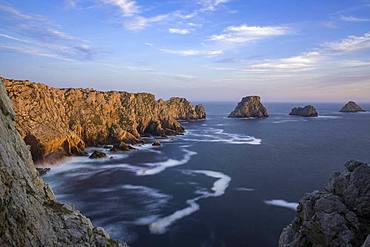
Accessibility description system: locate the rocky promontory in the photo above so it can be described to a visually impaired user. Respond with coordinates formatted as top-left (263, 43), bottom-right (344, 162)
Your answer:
top-left (289, 105), bottom-right (318, 117)
top-left (279, 160), bottom-right (370, 247)
top-left (0, 80), bottom-right (123, 246)
top-left (2, 77), bottom-right (206, 162)
top-left (228, 96), bottom-right (268, 118)
top-left (340, 101), bottom-right (366, 113)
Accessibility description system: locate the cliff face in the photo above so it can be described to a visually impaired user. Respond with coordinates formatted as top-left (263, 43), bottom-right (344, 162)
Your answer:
top-left (0, 80), bottom-right (122, 246)
top-left (2, 77), bottom-right (205, 162)
top-left (279, 161), bottom-right (370, 247)
top-left (228, 96), bottom-right (268, 118)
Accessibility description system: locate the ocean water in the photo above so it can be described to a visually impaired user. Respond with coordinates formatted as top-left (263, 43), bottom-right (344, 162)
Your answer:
top-left (43, 102), bottom-right (370, 247)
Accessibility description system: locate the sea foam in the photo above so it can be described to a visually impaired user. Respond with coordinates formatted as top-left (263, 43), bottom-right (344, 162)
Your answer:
top-left (264, 199), bottom-right (298, 211)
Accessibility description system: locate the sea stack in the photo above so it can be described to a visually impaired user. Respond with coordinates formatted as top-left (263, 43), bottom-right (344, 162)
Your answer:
top-left (229, 96), bottom-right (268, 118)
top-left (289, 105), bottom-right (318, 117)
top-left (340, 101), bottom-right (366, 112)
top-left (279, 161), bottom-right (370, 247)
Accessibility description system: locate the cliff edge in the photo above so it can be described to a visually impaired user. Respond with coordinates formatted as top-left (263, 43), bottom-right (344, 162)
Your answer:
top-left (2, 77), bottom-right (205, 162)
top-left (279, 161), bottom-right (370, 247)
top-left (0, 80), bottom-right (123, 246)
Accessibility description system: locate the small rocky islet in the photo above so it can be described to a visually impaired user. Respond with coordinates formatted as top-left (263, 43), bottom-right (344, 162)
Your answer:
top-left (228, 96), bottom-right (269, 118)
top-left (289, 105), bottom-right (319, 117)
top-left (340, 101), bottom-right (366, 113)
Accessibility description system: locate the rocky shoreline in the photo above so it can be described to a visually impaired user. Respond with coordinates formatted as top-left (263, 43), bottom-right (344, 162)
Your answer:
top-left (2, 77), bottom-right (205, 163)
top-left (279, 161), bottom-right (370, 247)
top-left (0, 80), bottom-right (124, 246)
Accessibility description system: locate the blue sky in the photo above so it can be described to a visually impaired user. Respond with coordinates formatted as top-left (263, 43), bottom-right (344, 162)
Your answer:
top-left (0, 0), bottom-right (370, 102)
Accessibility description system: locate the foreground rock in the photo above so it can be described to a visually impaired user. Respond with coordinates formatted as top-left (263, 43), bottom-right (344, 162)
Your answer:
top-left (289, 105), bottom-right (318, 117)
top-left (89, 150), bottom-right (107, 159)
top-left (340, 101), bottom-right (366, 112)
top-left (229, 96), bottom-right (268, 118)
top-left (0, 80), bottom-right (122, 246)
top-left (152, 140), bottom-right (161, 146)
top-left (279, 160), bottom-right (370, 247)
top-left (2, 77), bottom-right (206, 162)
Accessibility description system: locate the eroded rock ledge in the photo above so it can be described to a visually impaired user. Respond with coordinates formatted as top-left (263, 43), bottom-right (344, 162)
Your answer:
top-left (279, 161), bottom-right (370, 247)
top-left (1, 77), bottom-right (206, 162)
top-left (0, 80), bottom-right (123, 246)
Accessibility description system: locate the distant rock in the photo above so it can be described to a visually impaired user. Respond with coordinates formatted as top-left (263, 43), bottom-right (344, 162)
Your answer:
top-left (110, 142), bottom-right (135, 152)
top-left (89, 150), bottom-right (107, 159)
top-left (289, 105), bottom-right (318, 117)
top-left (279, 161), bottom-right (370, 247)
top-left (152, 140), bottom-right (161, 146)
top-left (228, 96), bottom-right (268, 118)
top-left (340, 101), bottom-right (366, 112)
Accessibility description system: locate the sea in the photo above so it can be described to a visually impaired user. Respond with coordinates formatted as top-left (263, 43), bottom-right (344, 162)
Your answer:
top-left (43, 102), bottom-right (370, 247)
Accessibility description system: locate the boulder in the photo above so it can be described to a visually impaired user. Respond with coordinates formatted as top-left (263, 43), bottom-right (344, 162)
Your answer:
top-left (340, 101), bottom-right (366, 112)
top-left (36, 167), bottom-right (51, 176)
top-left (229, 96), bottom-right (268, 118)
top-left (152, 140), bottom-right (161, 146)
top-left (110, 142), bottom-right (135, 152)
top-left (279, 161), bottom-right (370, 247)
top-left (89, 150), bottom-right (107, 159)
top-left (289, 105), bottom-right (318, 117)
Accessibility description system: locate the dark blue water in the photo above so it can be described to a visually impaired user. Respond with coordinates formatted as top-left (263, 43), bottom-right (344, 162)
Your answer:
top-left (44, 103), bottom-right (370, 247)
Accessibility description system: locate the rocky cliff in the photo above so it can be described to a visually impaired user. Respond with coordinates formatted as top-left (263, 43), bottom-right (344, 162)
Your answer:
top-left (289, 105), bottom-right (318, 117)
top-left (228, 96), bottom-right (268, 118)
top-left (0, 80), bottom-right (123, 246)
top-left (279, 161), bottom-right (370, 247)
top-left (340, 101), bottom-right (366, 113)
top-left (2, 77), bottom-right (206, 162)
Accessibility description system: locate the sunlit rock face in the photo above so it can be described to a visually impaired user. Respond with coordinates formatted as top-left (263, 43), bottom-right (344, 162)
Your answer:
top-left (2, 77), bottom-right (205, 162)
top-left (279, 161), bottom-right (370, 247)
top-left (228, 96), bottom-right (268, 118)
top-left (0, 79), bottom-right (122, 246)
top-left (289, 105), bottom-right (318, 117)
top-left (340, 101), bottom-right (366, 113)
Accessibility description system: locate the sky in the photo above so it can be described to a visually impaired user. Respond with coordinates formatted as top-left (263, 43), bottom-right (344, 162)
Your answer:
top-left (0, 0), bottom-right (370, 102)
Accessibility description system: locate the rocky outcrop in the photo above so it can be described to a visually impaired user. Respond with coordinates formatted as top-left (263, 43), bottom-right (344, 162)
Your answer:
top-left (89, 150), bottom-right (107, 159)
top-left (340, 101), bottom-right (366, 112)
top-left (289, 105), bottom-right (318, 117)
top-left (228, 96), bottom-right (268, 118)
top-left (0, 80), bottom-right (123, 246)
top-left (2, 77), bottom-right (205, 162)
top-left (279, 161), bottom-right (370, 247)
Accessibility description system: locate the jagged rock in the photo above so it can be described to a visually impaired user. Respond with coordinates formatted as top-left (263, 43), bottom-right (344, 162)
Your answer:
top-left (152, 140), bottom-right (161, 146)
top-left (228, 96), bottom-right (268, 118)
top-left (110, 143), bottom-right (135, 152)
top-left (340, 101), bottom-right (366, 112)
top-left (36, 167), bottom-right (51, 176)
top-left (0, 80), bottom-right (123, 246)
top-left (2, 77), bottom-right (205, 162)
top-left (289, 105), bottom-right (318, 117)
top-left (279, 161), bottom-right (370, 247)
top-left (89, 150), bottom-right (107, 159)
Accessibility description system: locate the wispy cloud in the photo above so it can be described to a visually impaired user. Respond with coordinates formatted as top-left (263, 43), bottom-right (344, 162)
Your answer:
top-left (123, 14), bottom-right (170, 30)
top-left (198, 0), bottom-right (231, 11)
top-left (324, 32), bottom-right (370, 52)
top-left (0, 3), bottom-right (44, 20)
top-left (340, 15), bottom-right (370, 22)
top-left (246, 52), bottom-right (322, 72)
top-left (102, 0), bottom-right (140, 16)
top-left (168, 28), bottom-right (192, 35)
top-left (209, 24), bottom-right (291, 43)
top-left (159, 48), bottom-right (223, 56)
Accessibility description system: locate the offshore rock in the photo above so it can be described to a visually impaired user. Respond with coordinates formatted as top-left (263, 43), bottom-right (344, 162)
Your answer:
top-left (289, 105), bottom-right (318, 117)
top-left (152, 140), bottom-right (161, 146)
top-left (89, 150), bottom-right (107, 159)
top-left (0, 79), bottom-right (123, 246)
top-left (2, 77), bottom-right (205, 162)
top-left (279, 161), bottom-right (370, 247)
top-left (340, 101), bottom-right (366, 112)
top-left (228, 96), bottom-right (268, 118)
